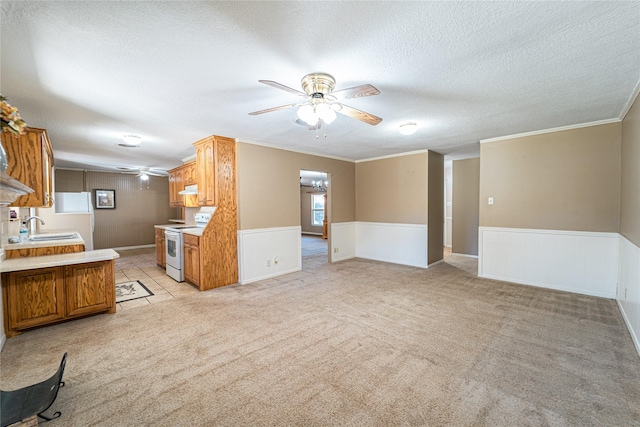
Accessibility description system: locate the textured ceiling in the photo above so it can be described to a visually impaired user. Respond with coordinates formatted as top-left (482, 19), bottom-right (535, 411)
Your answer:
top-left (1, 1), bottom-right (638, 173)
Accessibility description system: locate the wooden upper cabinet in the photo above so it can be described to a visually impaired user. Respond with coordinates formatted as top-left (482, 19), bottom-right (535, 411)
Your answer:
top-left (168, 161), bottom-right (197, 208)
top-left (2, 127), bottom-right (55, 207)
top-left (184, 162), bottom-right (196, 185)
top-left (194, 136), bottom-right (225, 207)
top-left (168, 171), bottom-right (177, 207)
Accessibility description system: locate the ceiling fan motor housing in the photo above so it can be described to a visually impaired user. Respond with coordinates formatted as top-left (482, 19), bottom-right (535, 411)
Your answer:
top-left (301, 73), bottom-right (336, 96)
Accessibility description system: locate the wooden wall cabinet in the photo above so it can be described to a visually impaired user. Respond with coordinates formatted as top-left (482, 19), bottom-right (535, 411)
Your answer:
top-left (155, 228), bottom-right (166, 267)
top-left (1, 259), bottom-right (115, 338)
top-left (183, 234), bottom-right (200, 287)
top-left (1, 127), bottom-right (55, 207)
top-left (168, 161), bottom-right (197, 208)
top-left (194, 137), bottom-right (219, 207)
top-left (6, 244), bottom-right (85, 259)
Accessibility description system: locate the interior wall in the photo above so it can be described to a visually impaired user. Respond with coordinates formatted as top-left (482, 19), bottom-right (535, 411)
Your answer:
top-left (300, 187), bottom-right (323, 234)
top-left (236, 142), bottom-right (355, 230)
top-left (620, 97), bottom-right (640, 247)
top-left (427, 151), bottom-right (444, 264)
top-left (480, 122), bottom-right (622, 232)
top-left (84, 172), bottom-right (173, 249)
top-left (55, 168), bottom-right (84, 192)
top-left (355, 152), bottom-right (428, 224)
top-left (452, 158), bottom-right (480, 256)
top-left (444, 161), bottom-right (452, 247)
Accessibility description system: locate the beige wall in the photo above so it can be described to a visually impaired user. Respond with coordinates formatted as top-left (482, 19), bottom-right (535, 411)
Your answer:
top-left (55, 169), bottom-right (84, 192)
top-left (480, 123), bottom-right (622, 232)
top-left (355, 153), bottom-right (428, 224)
top-left (300, 187), bottom-right (324, 234)
top-left (621, 96), bottom-right (640, 247)
top-left (452, 158), bottom-right (480, 255)
top-left (427, 151), bottom-right (444, 264)
top-left (236, 142), bottom-right (355, 230)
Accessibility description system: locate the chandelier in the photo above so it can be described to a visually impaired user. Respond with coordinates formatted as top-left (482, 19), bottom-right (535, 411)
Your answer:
top-left (312, 173), bottom-right (328, 192)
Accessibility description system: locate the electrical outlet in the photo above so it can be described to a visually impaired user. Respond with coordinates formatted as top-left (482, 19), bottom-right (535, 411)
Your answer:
top-left (266, 259), bottom-right (271, 267)
top-left (333, 247), bottom-right (339, 253)
top-left (274, 256), bottom-right (279, 265)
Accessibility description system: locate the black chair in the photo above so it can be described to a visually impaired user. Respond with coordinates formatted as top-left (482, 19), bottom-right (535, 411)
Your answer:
top-left (1, 353), bottom-right (67, 427)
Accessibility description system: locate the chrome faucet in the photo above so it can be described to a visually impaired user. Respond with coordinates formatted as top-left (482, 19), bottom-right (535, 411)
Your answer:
top-left (23, 215), bottom-right (45, 235)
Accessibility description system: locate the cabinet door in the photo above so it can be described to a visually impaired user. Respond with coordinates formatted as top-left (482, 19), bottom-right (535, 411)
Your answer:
top-left (175, 167), bottom-right (185, 207)
top-left (3, 267), bottom-right (66, 331)
top-left (183, 235), bottom-right (200, 286)
top-left (155, 229), bottom-right (166, 267)
top-left (2, 128), bottom-right (49, 207)
top-left (65, 261), bottom-right (115, 317)
top-left (168, 171), bottom-right (177, 207)
top-left (42, 133), bottom-right (54, 207)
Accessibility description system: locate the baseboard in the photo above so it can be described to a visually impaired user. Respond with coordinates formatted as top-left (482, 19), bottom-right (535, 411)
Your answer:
top-left (239, 266), bottom-right (301, 285)
top-left (428, 259), bottom-right (445, 267)
top-left (111, 244), bottom-right (155, 251)
top-left (301, 232), bottom-right (323, 236)
top-left (617, 299), bottom-right (640, 358)
top-left (0, 333), bottom-right (5, 352)
top-left (452, 253), bottom-right (478, 259)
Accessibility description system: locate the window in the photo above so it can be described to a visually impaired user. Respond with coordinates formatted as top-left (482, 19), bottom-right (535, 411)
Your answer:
top-left (311, 194), bottom-right (325, 226)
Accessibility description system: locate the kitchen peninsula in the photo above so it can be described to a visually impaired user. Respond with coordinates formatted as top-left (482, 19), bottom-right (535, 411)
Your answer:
top-left (1, 234), bottom-right (119, 338)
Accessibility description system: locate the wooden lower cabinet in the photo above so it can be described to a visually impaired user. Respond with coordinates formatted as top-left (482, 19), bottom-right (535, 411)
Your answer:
top-left (65, 261), bottom-right (115, 317)
top-left (155, 228), bottom-right (166, 267)
top-left (5, 244), bottom-right (85, 259)
top-left (1, 260), bottom-right (116, 338)
top-left (183, 234), bottom-right (200, 287)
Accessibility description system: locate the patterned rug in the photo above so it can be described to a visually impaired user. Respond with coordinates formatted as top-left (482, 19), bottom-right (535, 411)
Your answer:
top-left (115, 280), bottom-right (153, 303)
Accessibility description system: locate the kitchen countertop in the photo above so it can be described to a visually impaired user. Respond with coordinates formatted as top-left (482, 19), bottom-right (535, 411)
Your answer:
top-left (3, 230), bottom-right (85, 250)
top-left (154, 224), bottom-right (204, 236)
top-left (0, 249), bottom-right (120, 273)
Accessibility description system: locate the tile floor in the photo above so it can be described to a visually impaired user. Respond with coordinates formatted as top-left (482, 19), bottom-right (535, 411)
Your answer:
top-left (114, 235), bottom-right (330, 311)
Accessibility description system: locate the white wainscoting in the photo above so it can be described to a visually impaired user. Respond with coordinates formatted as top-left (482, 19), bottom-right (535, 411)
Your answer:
top-left (617, 235), bottom-right (640, 356)
top-left (355, 222), bottom-right (428, 268)
top-left (238, 226), bottom-right (301, 284)
top-left (331, 222), bottom-right (356, 262)
top-left (479, 227), bottom-right (619, 298)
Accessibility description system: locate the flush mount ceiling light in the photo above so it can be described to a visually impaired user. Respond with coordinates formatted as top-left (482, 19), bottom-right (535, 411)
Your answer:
top-left (119, 134), bottom-right (142, 148)
top-left (399, 122), bottom-right (417, 135)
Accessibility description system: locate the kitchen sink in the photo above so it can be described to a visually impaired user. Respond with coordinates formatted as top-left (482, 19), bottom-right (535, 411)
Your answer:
top-left (29, 233), bottom-right (78, 241)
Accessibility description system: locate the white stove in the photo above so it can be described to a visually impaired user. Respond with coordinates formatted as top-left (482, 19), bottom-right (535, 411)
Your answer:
top-left (165, 212), bottom-right (211, 282)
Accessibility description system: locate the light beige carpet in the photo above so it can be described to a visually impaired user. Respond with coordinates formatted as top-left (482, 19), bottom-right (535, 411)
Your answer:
top-left (1, 256), bottom-right (639, 426)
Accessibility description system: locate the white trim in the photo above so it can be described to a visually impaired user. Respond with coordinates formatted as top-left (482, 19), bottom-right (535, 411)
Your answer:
top-left (428, 259), bottom-right (445, 267)
top-left (616, 234), bottom-right (640, 357)
top-left (111, 244), bottom-right (155, 251)
top-left (617, 299), bottom-right (640, 358)
top-left (237, 138), bottom-right (354, 163)
top-left (452, 253), bottom-right (478, 259)
top-left (479, 119), bottom-right (622, 144)
top-left (0, 333), bottom-right (5, 352)
top-left (238, 226), bottom-right (302, 284)
top-left (356, 222), bottom-right (428, 268)
top-left (478, 226), bottom-right (619, 299)
top-left (181, 154), bottom-right (197, 163)
top-left (355, 149), bottom-right (430, 163)
top-left (331, 222), bottom-right (357, 262)
top-left (620, 78), bottom-right (640, 121)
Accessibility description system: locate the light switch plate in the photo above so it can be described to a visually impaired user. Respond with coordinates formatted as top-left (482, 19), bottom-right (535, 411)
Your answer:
top-left (488, 197), bottom-right (494, 205)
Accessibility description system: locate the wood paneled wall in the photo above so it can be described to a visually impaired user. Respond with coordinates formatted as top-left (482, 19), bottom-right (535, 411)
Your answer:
top-left (81, 171), bottom-right (174, 249)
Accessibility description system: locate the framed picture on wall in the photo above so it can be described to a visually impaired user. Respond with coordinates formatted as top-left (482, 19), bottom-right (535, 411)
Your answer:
top-left (95, 189), bottom-right (116, 209)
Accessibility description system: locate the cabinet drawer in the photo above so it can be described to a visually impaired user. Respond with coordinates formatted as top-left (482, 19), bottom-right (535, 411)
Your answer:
top-left (183, 234), bottom-right (199, 247)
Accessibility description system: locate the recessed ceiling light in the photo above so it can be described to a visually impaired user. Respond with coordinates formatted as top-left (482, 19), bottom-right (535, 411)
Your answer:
top-left (399, 122), bottom-right (417, 135)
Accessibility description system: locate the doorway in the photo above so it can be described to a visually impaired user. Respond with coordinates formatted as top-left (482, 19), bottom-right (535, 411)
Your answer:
top-left (300, 170), bottom-right (329, 269)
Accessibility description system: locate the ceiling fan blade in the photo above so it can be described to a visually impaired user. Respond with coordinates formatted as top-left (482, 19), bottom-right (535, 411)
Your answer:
top-left (333, 103), bottom-right (382, 126)
top-left (330, 84), bottom-right (380, 100)
top-left (259, 80), bottom-right (307, 97)
top-left (249, 103), bottom-right (299, 115)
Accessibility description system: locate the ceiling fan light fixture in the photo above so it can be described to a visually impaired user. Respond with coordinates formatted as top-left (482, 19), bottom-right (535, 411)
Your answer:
top-left (297, 104), bottom-right (319, 126)
top-left (139, 172), bottom-right (149, 181)
top-left (122, 134), bottom-right (142, 146)
top-left (316, 103), bottom-right (336, 124)
top-left (399, 122), bottom-right (417, 135)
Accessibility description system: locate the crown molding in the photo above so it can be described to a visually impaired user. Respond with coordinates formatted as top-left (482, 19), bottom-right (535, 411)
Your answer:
top-left (619, 78), bottom-right (640, 121)
top-left (355, 149), bottom-right (430, 164)
top-left (236, 138), bottom-right (354, 163)
top-left (479, 118), bottom-right (622, 144)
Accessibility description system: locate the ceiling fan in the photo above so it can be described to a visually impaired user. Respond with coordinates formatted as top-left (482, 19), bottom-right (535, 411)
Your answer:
top-left (116, 166), bottom-right (166, 180)
top-left (249, 73), bottom-right (382, 128)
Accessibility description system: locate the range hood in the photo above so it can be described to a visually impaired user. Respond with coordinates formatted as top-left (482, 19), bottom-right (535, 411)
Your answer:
top-left (178, 184), bottom-right (198, 195)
